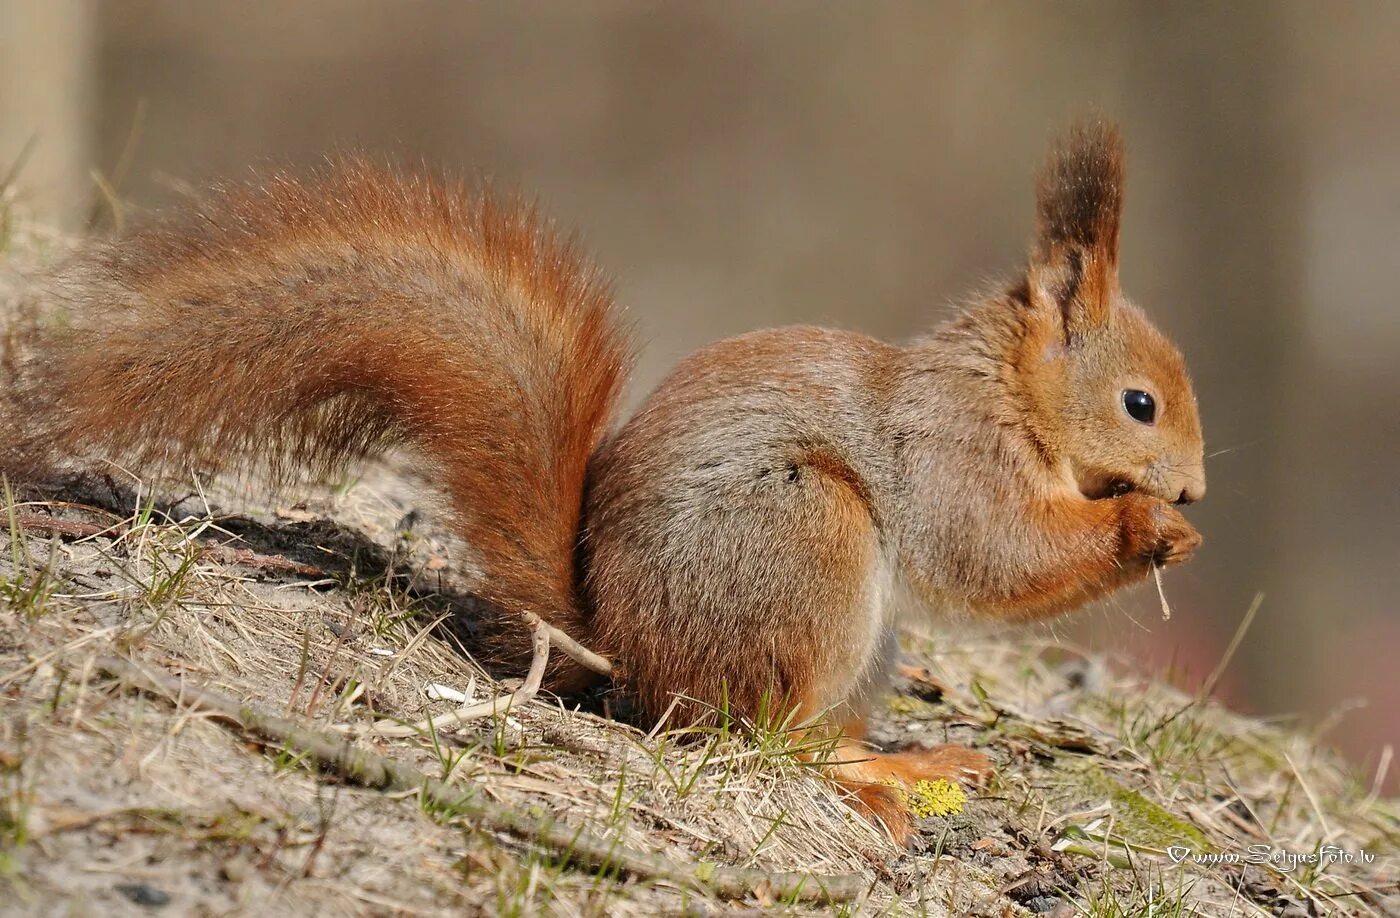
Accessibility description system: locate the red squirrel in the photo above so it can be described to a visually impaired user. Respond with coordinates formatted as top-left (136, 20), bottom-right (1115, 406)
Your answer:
top-left (3, 122), bottom-right (1204, 843)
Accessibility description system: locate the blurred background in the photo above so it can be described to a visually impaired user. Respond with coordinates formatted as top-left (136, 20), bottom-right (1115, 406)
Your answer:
top-left (3, 1), bottom-right (1396, 785)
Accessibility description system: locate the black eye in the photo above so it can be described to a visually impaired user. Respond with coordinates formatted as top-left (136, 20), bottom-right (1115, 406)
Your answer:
top-left (1123, 389), bottom-right (1156, 424)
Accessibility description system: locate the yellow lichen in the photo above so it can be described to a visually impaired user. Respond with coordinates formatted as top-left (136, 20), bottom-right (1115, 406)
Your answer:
top-left (875, 777), bottom-right (966, 818)
top-left (908, 779), bottom-right (966, 818)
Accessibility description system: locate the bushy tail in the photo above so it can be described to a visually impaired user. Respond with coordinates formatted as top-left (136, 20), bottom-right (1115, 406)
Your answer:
top-left (4, 161), bottom-right (631, 682)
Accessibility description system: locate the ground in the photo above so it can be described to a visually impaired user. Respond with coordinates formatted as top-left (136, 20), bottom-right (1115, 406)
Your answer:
top-left (1, 210), bottom-right (1396, 917)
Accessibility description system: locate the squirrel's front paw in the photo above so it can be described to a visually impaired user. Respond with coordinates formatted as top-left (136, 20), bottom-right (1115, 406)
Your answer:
top-left (1121, 495), bottom-right (1202, 566)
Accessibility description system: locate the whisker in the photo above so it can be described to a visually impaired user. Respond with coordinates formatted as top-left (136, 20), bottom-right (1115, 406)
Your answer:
top-left (1205, 440), bottom-right (1259, 460)
top-left (1152, 462), bottom-right (1206, 486)
top-left (1111, 590), bottom-right (1152, 633)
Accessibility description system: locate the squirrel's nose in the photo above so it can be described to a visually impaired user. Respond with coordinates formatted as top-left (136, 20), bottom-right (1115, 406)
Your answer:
top-left (1174, 482), bottom-right (1205, 505)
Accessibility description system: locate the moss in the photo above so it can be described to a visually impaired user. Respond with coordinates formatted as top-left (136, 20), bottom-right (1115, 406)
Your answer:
top-left (883, 694), bottom-right (937, 717)
top-left (1076, 766), bottom-right (1209, 850)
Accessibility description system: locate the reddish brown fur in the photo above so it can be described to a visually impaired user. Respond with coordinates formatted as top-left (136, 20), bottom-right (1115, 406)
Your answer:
top-left (1036, 122), bottom-right (1124, 257)
top-left (583, 121), bottom-right (1203, 839)
top-left (7, 161), bottom-right (630, 682)
top-left (823, 738), bottom-right (994, 845)
top-left (1032, 121), bottom-right (1124, 336)
top-left (2, 122), bottom-right (1205, 843)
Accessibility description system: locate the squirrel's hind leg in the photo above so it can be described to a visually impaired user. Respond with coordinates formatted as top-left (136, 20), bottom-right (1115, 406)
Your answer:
top-left (817, 630), bottom-right (993, 843)
top-left (815, 724), bottom-right (993, 846)
top-left (586, 442), bottom-right (894, 728)
top-left (588, 434), bottom-right (995, 842)
top-left (810, 650), bottom-right (992, 845)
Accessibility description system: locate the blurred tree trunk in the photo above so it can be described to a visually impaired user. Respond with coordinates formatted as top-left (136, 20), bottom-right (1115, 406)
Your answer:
top-left (0, 0), bottom-right (95, 228)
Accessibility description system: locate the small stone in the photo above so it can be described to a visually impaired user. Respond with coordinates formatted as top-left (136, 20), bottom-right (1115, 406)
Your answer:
top-left (115, 883), bottom-right (170, 908)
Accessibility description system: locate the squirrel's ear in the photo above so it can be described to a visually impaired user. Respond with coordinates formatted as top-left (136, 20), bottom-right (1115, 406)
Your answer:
top-left (1025, 121), bottom-right (1124, 339)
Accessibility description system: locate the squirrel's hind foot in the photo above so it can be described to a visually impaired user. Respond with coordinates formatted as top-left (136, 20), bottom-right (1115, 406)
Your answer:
top-left (827, 740), bottom-right (993, 846)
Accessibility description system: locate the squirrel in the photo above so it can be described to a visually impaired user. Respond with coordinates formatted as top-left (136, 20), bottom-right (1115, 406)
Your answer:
top-left (2, 121), bottom-right (1204, 843)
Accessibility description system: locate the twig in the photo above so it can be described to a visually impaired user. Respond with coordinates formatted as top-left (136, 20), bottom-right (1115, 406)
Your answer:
top-left (525, 610), bottom-right (612, 676)
top-left (95, 655), bottom-right (863, 905)
top-left (15, 513), bottom-right (114, 540)
top-left (362, 612), bottom-right (551, 737)
top-left (1151, 563), bottom-right (1172, 621)
top-left (202, 545), bottom-right (323, 578)
top-left (360, 609), bottom-right (613, 738)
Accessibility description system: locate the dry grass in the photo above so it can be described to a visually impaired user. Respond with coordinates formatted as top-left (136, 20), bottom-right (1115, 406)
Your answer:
top-left (1, 211), bottom-right (1396, 916)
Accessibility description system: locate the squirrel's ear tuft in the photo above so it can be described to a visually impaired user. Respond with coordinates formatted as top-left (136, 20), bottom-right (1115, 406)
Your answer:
top-left (1035, 120), bottom-right (1124, 256)
top-left (1027, 120), bottom-right (1125, 337)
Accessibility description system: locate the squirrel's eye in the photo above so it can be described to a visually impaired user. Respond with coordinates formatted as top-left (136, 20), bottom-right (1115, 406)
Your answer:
top-left (1123, 389), bottom-right (1156, 424)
